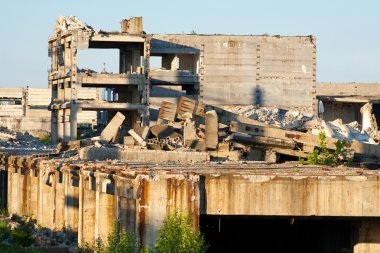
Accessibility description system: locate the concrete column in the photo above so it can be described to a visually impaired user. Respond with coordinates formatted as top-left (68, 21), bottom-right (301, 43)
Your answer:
top-left (64, 109), bottom-right (71, 142)
top-left (78, 173), bottom-right (96, 247)
top-left (51, 111), bottom-right (58, 144)
top-left (354, 220), bottom-right (380, 253)
top-left (205, 110), bottom-right (218, 149)
top-left (64, 169), bottom-right (80, 235)
top-left (57, 110), bottom-right (64, 143)
top-left (54, 169), bottom-right (65, 230)
top-left (162, 54), bottom-right (177, 70)
top-left (37, 167), bottom-right (55, 229)
top-left (95, 176), bottom-right (116, 245)
top-left (70, 106), bottom-right (78, 141)
top-left (27, 169), bottom-right (39, 219)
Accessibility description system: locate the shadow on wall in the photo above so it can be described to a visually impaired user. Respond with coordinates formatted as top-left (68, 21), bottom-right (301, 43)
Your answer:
top-left (253, 85), bottom-right (263, 106)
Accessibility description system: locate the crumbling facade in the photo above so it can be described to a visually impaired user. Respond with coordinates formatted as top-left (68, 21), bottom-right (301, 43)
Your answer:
top-left (48, 17), bottom-right (150, 144)
top-left (2, 15), bottom-right (380, 253)
top-left (48, 16), bottom-right (317, 143)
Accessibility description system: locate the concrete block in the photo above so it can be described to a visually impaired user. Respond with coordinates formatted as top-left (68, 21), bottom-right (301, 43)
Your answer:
top-left (158, 101), bottom-right (177, 122)
top-left (177, 96), bottom-right (196, 120)
top-left (150, 125), bottom-right (180, 138)
top-left (133, 126), bottom-right (150, 140)
top-left (123, 136), bottom-right (135, 148)
top-left (128, 129), bottom-right (146, 147)
top-left (210, 151), bottom-right (241, 161)
top-left (205, 110), bottom-right (218, 149)
top-left (100, 112), bottom-right (125, 142)
top-left (183, 119), bottom-right (197, 147)
top-left (184, 140), bottom-right (206, 151)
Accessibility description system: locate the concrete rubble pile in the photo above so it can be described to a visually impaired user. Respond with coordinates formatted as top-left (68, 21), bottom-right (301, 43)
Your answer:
top-left (55, 16), bottom-right (93, 33)
top-left (230, 105), bottom-right (380, 145)
top-left (52, 96), bottom-right (380, 166)
top-left (0, 127), bottom-right (50, 150)
top-left (229, 105), bottom-right (313, 130)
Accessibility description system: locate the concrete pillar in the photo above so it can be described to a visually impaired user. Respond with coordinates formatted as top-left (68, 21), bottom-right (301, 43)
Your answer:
top-left (120, 45), bottom-right (141, 74)
top-left (27, 169), bottom-right (39, 219)
top-left (354, 221), bottom-right (380, 253)
top-left (205, 110), bottom-right (218, 149)
top-left (117, 179), bottom-right (137, 235)
top-left (64, 109), bottom-right (71, 142)
top-left (64, 169), bottom-right (80, 235)
top-left (162, 54), bottom-right (177, 70)
top-left (78, 173), bottom-right (97, 247)
top-left (51, 111), bottom-right (58, 144)
top-left (57, 110), bottom-right (64, 143)
top-left (95, 177), bottom-right (116, 245)
top-left (37, 166), bottom-right (55, 229)
top-left (70, 106), bottom-right (78, 141)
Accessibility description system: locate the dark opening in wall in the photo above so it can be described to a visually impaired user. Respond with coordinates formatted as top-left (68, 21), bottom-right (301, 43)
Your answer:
top-left (372, 103), bottom-right (380, 127)
top-left (200, 215), bottom-right (356, 253)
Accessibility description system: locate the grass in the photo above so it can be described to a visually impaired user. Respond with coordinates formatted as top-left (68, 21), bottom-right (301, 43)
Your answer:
top-left (0, 244), bottom-right (43, 253)
top-left (37, 134), bottom-right (51, 145)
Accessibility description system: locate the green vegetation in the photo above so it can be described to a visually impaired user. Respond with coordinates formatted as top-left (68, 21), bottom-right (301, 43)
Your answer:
top-left (0, 220), bottom-right (35, 249)
top-left (190, 29), bottom-right (197, 35)
top-left (154, 211), bottom-right (208, 253)
top-left (37, 134), bottom-right (51, 145)
top-left (79, 211), bottom-right (207, 253)
top-left (77, 124), bottom-right (98, 139)
top-left (300, 132), bottom-right (352, 166)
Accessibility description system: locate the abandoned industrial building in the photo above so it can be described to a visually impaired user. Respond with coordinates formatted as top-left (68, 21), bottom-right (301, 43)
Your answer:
top-left (1, 16), bottom-right (380, 252)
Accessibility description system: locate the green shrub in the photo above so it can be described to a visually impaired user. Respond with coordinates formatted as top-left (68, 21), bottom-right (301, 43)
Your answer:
top-left (78, 212), bottom-right (207, 253)
top-left (300, 132), bottom-right (352, 166)
top-left (107, 223), bottom-right (141, 253)
top-left (0, 220), bottom-right (11, 240)
top-left (10, 225), bottom-right (33, 247)
top-left (154, 211), bottom-right (208, 253)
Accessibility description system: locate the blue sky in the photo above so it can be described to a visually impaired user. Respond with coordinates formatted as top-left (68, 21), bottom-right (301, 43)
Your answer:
top-left (0, 0), bottom-right (379, 87)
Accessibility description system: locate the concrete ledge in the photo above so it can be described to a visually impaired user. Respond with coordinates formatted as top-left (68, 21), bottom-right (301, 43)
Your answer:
top-left (79, 147), bottom-right (210, 163)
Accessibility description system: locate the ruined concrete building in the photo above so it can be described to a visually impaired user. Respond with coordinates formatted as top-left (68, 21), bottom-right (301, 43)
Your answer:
top-left (48, 16), bottom-right (316, 144)
top-left (2, 16), bottom-right (380, 253)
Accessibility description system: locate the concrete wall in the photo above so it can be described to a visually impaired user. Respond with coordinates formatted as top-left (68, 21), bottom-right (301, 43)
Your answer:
top-left (321, 101), bottom-right (363, 123)
top-left (0, 87), bottom-right (99, 134)
top-left (317, 82), bottom-right (380, 97)
top-left (2, 155), bottom-right (380, 251)
top-left (151, 35), bottom-right (317, 113)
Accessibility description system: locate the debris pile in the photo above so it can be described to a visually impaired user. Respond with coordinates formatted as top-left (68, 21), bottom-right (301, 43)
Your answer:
top-left (0, 127), bottom-right (50, 150)
top-left (310, 119), bottom-right (377, 144)
top-left (55, 16), bottom-right (93, 33)
top-left (230, 105), bottom-right (380, 145)
top-left (228, 105), bottom-right (313, 130)
top-left (62, 96), bottom-right (380, 164)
